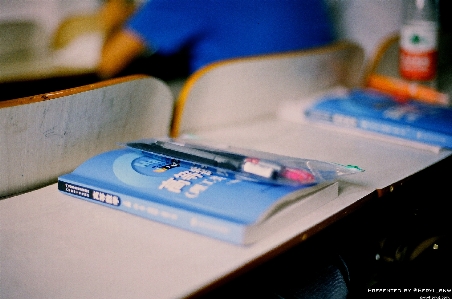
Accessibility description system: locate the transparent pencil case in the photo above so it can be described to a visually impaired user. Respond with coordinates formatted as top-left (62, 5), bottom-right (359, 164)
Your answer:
top-left (121, 137), bottom-right (364, 186)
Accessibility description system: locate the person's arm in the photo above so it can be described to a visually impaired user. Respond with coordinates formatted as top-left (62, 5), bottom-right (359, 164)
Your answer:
top-left (99, 0), bottom-right (137, 35)
top-left (97, 29), bottom-right (146, 79)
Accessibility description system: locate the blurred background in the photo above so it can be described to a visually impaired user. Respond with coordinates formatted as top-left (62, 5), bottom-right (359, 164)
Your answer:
top-left (0, 0), bottom-right (450, 100)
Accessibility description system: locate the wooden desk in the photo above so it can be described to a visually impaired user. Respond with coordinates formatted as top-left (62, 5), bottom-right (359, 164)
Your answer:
top-left (1, 116), bottom-right (450, 299)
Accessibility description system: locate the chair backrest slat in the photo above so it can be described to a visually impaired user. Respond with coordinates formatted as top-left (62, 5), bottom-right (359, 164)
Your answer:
top-left (1, 75), bottom-right (174, 198)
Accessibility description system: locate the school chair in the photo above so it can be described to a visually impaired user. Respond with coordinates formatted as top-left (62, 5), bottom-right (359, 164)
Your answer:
top-left (0, 75), bottom-right (173, 198)
top-left (170, 41), bottom-right (365, 137)
top-left (363, 33), bottom-right (400, 84)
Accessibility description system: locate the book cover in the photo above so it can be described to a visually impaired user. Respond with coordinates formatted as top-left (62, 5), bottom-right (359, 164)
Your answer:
top-left (304, 90), bottom-right (452, 149)
top-left (58, 148), bottom-right (338, 245)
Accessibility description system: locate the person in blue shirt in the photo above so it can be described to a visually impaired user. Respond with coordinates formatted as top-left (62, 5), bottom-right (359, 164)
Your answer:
top-left (97, 0), bottom-right (335, 79)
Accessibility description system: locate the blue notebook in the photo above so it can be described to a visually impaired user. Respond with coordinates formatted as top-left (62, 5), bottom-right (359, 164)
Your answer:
top-left (305, 90), bottom-right (452, 149)
top-left (58, 148), bottom-right (338, 245)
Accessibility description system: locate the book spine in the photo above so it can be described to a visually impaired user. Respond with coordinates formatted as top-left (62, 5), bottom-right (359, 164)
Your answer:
top-left (57, 180), bottom-right (246, 245)
top-left (306, 109), bottom-right (452, 148)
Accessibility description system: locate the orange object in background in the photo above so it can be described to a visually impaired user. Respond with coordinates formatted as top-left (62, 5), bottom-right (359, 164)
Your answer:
top-left (366, 74), bottom-right (449, 106)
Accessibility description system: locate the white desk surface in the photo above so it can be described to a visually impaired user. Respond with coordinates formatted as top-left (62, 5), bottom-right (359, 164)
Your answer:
top-left (1, 118), bottom-right (450, 299)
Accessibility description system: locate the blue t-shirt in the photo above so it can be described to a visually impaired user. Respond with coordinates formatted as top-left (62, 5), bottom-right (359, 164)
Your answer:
top-left (126, 0), bottom-right (335, 73)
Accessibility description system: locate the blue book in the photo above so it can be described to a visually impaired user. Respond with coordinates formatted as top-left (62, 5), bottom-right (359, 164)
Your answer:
top-left (304, 90), bottom-right (452, 149)
top-left (58, 148), bottom-right (338, 245)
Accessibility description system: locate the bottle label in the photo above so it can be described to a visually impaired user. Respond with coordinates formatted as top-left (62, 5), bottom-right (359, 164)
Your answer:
top-left (399, 21), bottom-right (438, 81)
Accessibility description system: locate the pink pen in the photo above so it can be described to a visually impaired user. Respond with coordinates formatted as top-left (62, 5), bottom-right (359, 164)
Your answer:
top-left (280, 168), bottom-right (316, 184)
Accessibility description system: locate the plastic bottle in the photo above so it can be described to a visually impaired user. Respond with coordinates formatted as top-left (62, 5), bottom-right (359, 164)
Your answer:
top-left (399, 0), bottom-right (439, 85)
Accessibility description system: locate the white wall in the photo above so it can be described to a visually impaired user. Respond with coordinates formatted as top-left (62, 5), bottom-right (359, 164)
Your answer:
top-left (327, 0), bottom-right (403, 62)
